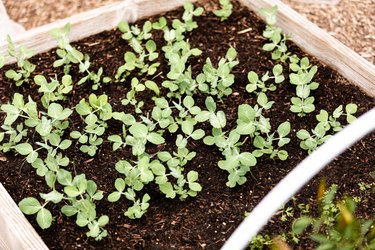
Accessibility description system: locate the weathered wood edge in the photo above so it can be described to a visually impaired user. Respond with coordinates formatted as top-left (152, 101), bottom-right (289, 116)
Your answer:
top-left (0, 0), bottom-right (374, 248)
top-left (0, 183), bottom-right (48, 250)
top-left (0, 0), bottom-right (189, 65)
top-left (241, 0), bottom-right (375, 97)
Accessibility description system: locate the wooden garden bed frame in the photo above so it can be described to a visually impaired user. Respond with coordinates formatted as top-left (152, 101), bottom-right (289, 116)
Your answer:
top-left (0, 0), bottom-right (374, 248)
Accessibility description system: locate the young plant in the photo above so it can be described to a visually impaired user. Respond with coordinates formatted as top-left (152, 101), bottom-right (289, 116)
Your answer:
top-left (156, 139), bottom-right (202, 200)
top-left (214, 0), bottom-right (233, 21)
top-left (51, 24), bottom-right (110, 90)
top-left (162, 41), bottom-right (202, 97)
top-left (150, 97), bottom-right (179, 133)
top-left (260, 6), bottom-right (290, 62)
top-left (118, 20), bottom-right (153, 41)
top-left (115, 39), bottom-right (160, 81)
top-left (5, 35), bottom-right (36, 86)
top-left (297, 104), bottom-right (357, 154)
top-left (297, 123), bottom-right (331, 154)
top-left (292, 185), bottom-right (375, 249)
top-left (126, 122), bottom-right (165, 156)
top-left (289, 57), bottom-right (319, 116)
top-left (316, 104), bottom-right (358, 132)
top-left (172, 1), bottom-right (204, 37)
top-left (246, 64), bottom-right (285, 94)
top-left (195, 96), bottom-right (227, 129)
top-left (34, 74), bottom-right (73, 108)
top-left (61, 174), bottom-right (108, 240)
top-left (121, 77), bottom-right (160, 113)
top-left (196, 48), bottom-right (239, 98)
top-left (252, 121), bottom-right (291, 161)
top-left (19, 196), bottom-right (53, 229)
top-left (71, 94), bottom-right (112, 156)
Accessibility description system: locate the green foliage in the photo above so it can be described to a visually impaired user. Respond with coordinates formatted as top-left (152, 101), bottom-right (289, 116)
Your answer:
top-left (109, 146), bottom-right (202, 219)
top-left (292, 185), bottom-right (375, 250)
top-left (197, 48), bottom-right (239, 98)
top-left (172, 1), bottom-right (204, 36)
top-left (51, 24), bottom-right (110, 90)
top-left (260, 6), bottom-right (290, 62)
top-left (19, 197), bottom-right (53, 229)
top-left (260, 7), bottom-right (320, 117)
top-left (71, 94), bottom-right (112, 156)
top-left (289, 57), bottom-right (319, 116)
top-left (249, 235), bottom-right (273, 250)
top-left (115, 38), bottom-right (160, 81)
top-left (297, 104), bottom-right (357, 154)
top-left (118, 20), bottom-right (153, 41)
top-left (162, 41), bottom-right (202, 97)
top-left (246, 64), bottom-right (285, 94)
top-left (5, 35), bottom-right (36, 86)
top-left (214, 0), bottom-right (233, 21)
top-left (34, 74), bottom-right (73, 108)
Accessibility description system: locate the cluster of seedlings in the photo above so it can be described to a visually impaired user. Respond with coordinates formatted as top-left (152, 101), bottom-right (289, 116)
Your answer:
top-left (1, 1), bottom-right (368, 247)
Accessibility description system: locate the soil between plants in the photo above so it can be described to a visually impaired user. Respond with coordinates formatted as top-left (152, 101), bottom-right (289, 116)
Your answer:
top-left (0, 1), bottom-right (374, 249)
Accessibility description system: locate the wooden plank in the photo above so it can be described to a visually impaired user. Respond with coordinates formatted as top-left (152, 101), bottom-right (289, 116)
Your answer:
top-left (0, 0), bottom-right (190, 65)
top-left (0, 183), bottom-right (48, 250)
top-left (0, 0), bottom-right (373, 248)
top-left (240, 0), bottom-right (375, 96)
top-left (0, 1), bottom-right (136, 64)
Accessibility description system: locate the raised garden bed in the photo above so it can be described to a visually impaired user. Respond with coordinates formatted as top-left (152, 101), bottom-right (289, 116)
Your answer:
top-left (0, 0), bottom-right (374, 249)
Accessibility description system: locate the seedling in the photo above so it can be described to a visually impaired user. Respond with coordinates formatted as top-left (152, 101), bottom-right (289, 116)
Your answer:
top-left (297, 104), bottom-right (357, 154)
top-left (5, 35), bottom-right (36, 86)
top-left (292, 185), bottom-right (375, 249)
top-left (214, 0), bottom-right (233, 21)
top-left (51, 24), bottom-right (110, 90)
top-left (34, 74), bottom-right (73, 108)
top-left (260, 6), bottom-right (290, 62)
top-left (197, 48), bottom-right (239, 98)
top-left (71, 94), bottom-right (112, 156)
top-left (172, 1), bottom-right (203, 37)
top-left (246, 64), bottom-right (285, 94)
top-left (289, 57), bottom-right (319, 116)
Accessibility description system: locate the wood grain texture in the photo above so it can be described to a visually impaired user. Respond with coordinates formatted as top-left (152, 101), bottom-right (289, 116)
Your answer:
top-left (0, 183), bottom-right (48, 250)
top-left (0, 0), bottom-right (191, 65)
top-left (0, 0), bottom-right (374, 248)
top-left (0, 0), bottom-right (137, 64)
top-left (240, 0), bottom-right (375, 96)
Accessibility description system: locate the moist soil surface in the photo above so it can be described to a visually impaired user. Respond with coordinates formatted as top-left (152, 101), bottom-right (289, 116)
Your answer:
top-left (0, 1), bottom-right (374, 249)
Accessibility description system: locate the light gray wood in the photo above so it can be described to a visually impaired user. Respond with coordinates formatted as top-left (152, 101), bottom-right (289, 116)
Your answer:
top-left (0, 183), bottom-right (48, 250)
top-left (240, 0), bottom-right (375, 96)
top-left (0, 0), bottom-right (374, 248)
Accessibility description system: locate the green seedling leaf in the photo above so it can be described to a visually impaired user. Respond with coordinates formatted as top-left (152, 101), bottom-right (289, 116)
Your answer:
top-left (19, 197), bottom-right (42, 215)
top-left (37, 208), bottom-right (53, 229)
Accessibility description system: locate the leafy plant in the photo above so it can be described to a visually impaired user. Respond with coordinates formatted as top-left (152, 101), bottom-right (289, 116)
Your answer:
top-left (115, 39), bottom-right (160, 81)
top-left (289, 57), bottom-right (319, 116)
top-left (260, 6), bottom-right (290, 62)
top-left (5, 35), bottom-right (36, 86)
top-left (214, 0), bottom-right (233, 21)
top-left (252, 121), bottom-right (291, 161)
top-left (246, 64), bottom-right (285, 94)
top-left (297, 104), bottom-right (357, 154)
top-left (316, 104), bottom-right (358, 132)
top-left (196, 47), bottom-right (239, 98)
top-left (19, 197), bottom-right (53, 229)
top-left (34, 74), bottom-right (73, 108)
top-left (71, 94), bottom-right (112, 156)
top-left (292, 185), bottom-right (375, 249)
top-left (51, 24), bottom-right (110, 90)
top-left (172, 1), bottom-right (204, 36)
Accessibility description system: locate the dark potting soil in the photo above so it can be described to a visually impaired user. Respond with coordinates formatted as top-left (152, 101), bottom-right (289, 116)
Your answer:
top-left (0, 1), bottom-right (374, 249)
